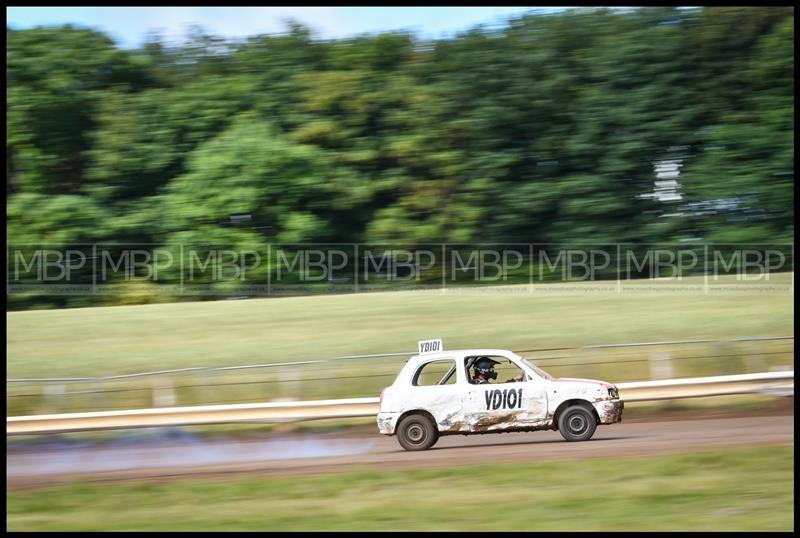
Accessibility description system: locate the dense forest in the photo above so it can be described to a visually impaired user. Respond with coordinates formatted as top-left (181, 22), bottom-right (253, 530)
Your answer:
top-left (6, 7), bottom-right (794, 307)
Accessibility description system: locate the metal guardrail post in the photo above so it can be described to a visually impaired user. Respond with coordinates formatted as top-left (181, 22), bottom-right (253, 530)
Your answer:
top-left (152, 378), bottom-right (176, 407)
top-left (43, 384), bottom-right (65, 414)
top-left (649, 351), bottom-right (675, 380)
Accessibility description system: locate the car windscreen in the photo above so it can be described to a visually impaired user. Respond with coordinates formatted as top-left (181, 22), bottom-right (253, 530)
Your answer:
top-left (521, 357), bottom-right (553, 380)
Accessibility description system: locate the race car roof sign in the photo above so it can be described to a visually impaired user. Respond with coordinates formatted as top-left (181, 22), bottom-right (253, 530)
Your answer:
top-left (418, 338), bottom-right (443, 354)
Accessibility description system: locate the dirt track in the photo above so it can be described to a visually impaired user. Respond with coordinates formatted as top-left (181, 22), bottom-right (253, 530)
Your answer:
top-left (6, 412), bottom-right (793, 490)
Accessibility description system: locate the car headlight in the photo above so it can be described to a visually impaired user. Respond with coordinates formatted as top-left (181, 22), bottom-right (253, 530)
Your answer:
top-left (608, 386), bottom-right (619, 399)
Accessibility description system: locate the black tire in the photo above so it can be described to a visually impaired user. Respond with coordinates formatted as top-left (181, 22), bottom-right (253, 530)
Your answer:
top-left (557, 405), bottom-right (597, 442)
top-left (396, 414), bottom-right (439, 451)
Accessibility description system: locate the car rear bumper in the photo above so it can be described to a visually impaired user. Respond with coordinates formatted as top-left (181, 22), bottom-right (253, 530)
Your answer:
top-left (377, 412), bottom-right (399, 435)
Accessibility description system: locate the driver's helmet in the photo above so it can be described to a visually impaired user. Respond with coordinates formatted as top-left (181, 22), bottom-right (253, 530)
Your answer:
top-left (473, 357), bottom-right (499, 380)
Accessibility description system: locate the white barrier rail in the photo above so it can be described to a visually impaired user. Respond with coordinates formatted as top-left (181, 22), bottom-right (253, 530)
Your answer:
top-left (6, 371), bottom-right (793, 435)
top-left (615, 371), bottom-right (794, 401)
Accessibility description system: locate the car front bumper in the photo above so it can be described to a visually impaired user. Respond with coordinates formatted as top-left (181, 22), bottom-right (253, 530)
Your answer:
top-left (594, 399), bottom-right (624, 424)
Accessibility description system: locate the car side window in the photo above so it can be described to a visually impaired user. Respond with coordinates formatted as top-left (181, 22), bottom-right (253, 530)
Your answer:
top-left (465, 356), bottom-right (528, 384)
top-left (412, 359), bottom-right (457, 386)
top-left (495, 359), bottom-right (528, 382)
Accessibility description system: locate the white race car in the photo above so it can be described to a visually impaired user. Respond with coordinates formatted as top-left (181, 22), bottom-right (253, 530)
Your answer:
top-left (377, 340), bottom-right (624, 451)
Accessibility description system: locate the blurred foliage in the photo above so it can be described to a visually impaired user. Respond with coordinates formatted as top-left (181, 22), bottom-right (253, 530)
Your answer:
top-left (6, 7), bottom-right (795, 308)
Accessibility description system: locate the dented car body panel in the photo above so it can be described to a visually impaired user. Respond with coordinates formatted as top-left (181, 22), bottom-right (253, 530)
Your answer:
top-left (377, 349), bottom-right (623, 437)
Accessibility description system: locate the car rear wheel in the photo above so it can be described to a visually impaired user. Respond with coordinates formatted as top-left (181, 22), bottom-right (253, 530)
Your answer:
top-left (557, 405), bottom-right (597, 442)
top-left (397, 414), bottom-right (439, 451)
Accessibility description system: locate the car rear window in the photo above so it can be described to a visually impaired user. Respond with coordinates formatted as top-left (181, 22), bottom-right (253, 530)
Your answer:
top-left (412, 359), bottom-right (457, 386)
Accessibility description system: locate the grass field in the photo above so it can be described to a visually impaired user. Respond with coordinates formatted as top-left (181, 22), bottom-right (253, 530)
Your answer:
top-left (6, 273), bottom-right (793, 414)
top-left (6, 445), bottom-right (794, 531)
top-left (7, 273), bottom-right (794, 378)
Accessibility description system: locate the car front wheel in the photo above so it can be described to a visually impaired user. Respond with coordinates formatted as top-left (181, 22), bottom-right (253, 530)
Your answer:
top-left (396, 414), bottom-right (439, 451)
top-left (558, 405), bottom-right (597, 442)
